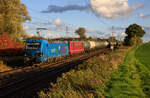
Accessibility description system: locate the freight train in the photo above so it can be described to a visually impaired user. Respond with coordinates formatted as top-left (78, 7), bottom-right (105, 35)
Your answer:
top-left (24, 39), bottom-right (110, 63)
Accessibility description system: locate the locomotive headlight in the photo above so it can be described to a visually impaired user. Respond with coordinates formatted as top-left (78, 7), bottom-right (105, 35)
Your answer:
top-left (40, 53), bottom-right (43, 56)
top-left (25, 53), bottom-right (30, 56)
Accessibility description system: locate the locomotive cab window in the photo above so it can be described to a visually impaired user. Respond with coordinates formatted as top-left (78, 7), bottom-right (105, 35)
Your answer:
top-left (26, 42), bottom-right (41, 49)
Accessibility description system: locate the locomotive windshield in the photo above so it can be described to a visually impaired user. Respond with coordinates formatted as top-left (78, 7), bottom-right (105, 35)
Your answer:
top-left (26, 43), bottom-right (41, 49)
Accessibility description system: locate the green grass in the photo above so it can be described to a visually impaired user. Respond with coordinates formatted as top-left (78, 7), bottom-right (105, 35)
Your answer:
top-left (104, 44), bottom-right (150, 98)
top-left (135, 44), bottom-right (150, 70)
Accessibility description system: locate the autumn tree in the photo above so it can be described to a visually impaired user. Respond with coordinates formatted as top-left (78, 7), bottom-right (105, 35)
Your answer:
top-left (0, 0), bottom-right (31, 40)
top-left (124, 24), bottom-right (145, 46)
top-left (75, 27), bottom-right (87, 40)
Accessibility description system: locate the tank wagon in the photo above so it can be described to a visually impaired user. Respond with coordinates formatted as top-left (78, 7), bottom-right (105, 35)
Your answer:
top-left (84, 41), bottom-right (109, 51)
top-left (24, 39), bottom-right (109, 63)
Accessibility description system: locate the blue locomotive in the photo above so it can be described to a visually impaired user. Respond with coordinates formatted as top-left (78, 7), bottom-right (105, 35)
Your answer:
top-left (25, 39), bottom-right (69, 62)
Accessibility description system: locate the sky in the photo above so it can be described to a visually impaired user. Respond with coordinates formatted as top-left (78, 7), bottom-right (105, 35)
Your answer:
top-left (22, 0), bottom-right (150, 42)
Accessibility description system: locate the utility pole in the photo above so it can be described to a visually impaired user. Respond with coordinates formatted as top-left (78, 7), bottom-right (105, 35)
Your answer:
top-left (66, 25), bottom-right (70, 34)
top-left (66, 25), bottom-right (68, 33)
top-left (112, 26), bottom-right (114, 37)
top-left (36, 28), bottom-right (47, 37)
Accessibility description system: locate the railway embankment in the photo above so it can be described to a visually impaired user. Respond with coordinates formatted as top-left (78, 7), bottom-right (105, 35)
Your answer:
top-left (0, 48), bottom-right (110, 98)
top-left (38, 46), bottom-right (130, 98)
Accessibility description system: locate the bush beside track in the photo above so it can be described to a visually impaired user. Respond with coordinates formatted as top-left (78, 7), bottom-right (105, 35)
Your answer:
top-left (0, 33), bottom-right (23, 56)
top-left (0, 33), bottom-right (24, 71)
top-left (0, 60), bottom-right (12, 72)
top-left (38, 46), bottom-right (129, 98)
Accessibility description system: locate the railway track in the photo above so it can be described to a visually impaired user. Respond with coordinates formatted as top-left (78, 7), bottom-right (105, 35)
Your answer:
top-left (0, 48), bottom-right (111, 98)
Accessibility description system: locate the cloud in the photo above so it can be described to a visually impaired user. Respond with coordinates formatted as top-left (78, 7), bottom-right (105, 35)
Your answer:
top-left (23, 25), bottom-right (30, 30)
top-left (52, 18), bottom-right (61, 25)
top-left (28, 33), bottom-right (35, 37)
top-left (109, 27), bottom-right (126, 31)
top-left (143, 26), bottom-right (150, 31)
top-left (42, 5), bottom-right (89, 13)
top-left (121, 32), bottom-right (126, 36)
top-left (43, 32), bottom-right (79, 39)
top-left (86, 29), bottom-right (103, 34)
top-left (143, 33), bottom-right (150, 42)
top-left (44, 33), bottom-right (61, 39)
top-left (42, 0), bottom-right (146, 19)
top-left (90, 0), bottom-right (146, 19)
top-left (139, 13), bottom-right (150, 18)
top-left (34, 18), bottom-right (62, 25)
top-left (30, 18), bottom-right (76, 33)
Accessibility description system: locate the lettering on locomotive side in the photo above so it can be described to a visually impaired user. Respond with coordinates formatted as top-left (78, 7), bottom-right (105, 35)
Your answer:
top-left (59, 46), bottom-right (61, 53)
top-left (26, 43), bottom-right (41, 49)
top-left (62, 46), bottom-right (66, 53)
top-left (51, 49), bottom-right (56, 53)
top-left (26, 43), bottom-right (41, 45)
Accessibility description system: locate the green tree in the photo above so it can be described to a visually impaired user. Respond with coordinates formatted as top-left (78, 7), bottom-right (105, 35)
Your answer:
top-left (108, 36), bottom-right (117, 42)
top-left (124, 24), bottom-right (145, 46)
top-left (0, 0), bottom-right (31, 40)
top-left (75, 27), bottom-right (87, 40)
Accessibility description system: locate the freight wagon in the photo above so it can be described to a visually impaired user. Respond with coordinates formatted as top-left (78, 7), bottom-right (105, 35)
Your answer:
top-left (68, 41), bottom-right (84, 55)
top-left (83, 41), bottom-right (109, 52)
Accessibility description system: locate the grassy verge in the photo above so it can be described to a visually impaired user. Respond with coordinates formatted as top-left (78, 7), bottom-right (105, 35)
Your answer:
top-left (38, 47), bottom-right (130, 98)
top-left (104, 44), bottom-right (150, 98)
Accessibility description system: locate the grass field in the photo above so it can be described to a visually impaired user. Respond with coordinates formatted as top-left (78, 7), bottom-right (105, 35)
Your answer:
top-left (104, 44), bottom-right (150, 98)
top-left (135, 44), bottom-right (150, 70)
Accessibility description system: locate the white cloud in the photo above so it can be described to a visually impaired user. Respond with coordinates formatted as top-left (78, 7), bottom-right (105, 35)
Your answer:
top-left (143, 26), bottom-right (150, 31)
top-left (28, 33), bottom-right (35, 37)
top-left (43, 32), bottom-right (79, 39)
top-left (139, 13), bottom-right (150, 18)
top-left (44, 33), bottom-right (61, 39)
top-left (90, 0), bottom-right (144, 19)
top-left (139, 13), bottom-right (145, 17)
top-left (23, 25), bottom-right (30, 30)
top-left (52, 18), bottom-right (61, 25)
top-left (42, 0), bottom-right (145, 19)
top-left (34, 18), bottom-right (62, 25)
top-left (31, 18), bottom-right (76, 33)
top-left (121, 32), bottom-right (126, 36)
